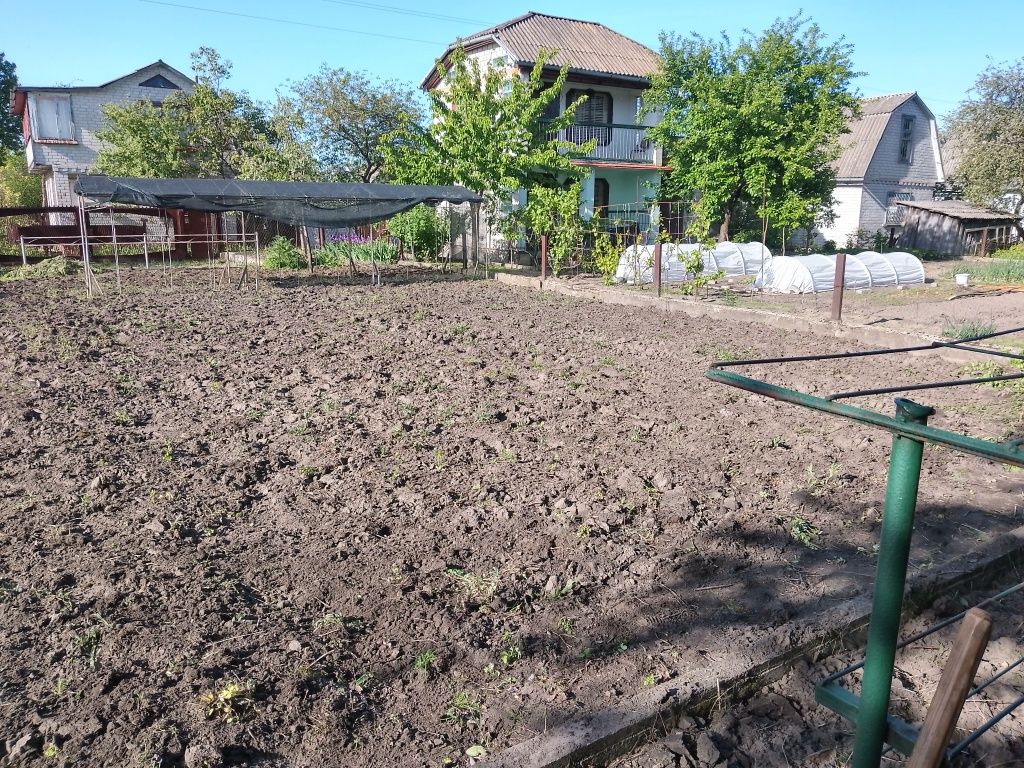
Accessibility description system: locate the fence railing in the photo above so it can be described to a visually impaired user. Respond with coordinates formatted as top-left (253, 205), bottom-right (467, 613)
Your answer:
top-left (543, 121), bottom-right (658, 164)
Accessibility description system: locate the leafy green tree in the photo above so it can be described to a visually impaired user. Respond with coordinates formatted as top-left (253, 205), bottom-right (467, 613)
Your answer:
top-left (284, 67), bottom-right (423, 182)
top-left (645, 16), bottom-right (859, 241)
top-left (0, 53), bottom-right (20, 156)
top-left (388, 204), bottom-right (446, 260)
top-left (236, 99), bottom-right (319, 182)
top-left (97, 48), bottom-right (278, 179)
top-left (382, 47), bottom-right (593, 220)
top-left (0, 149), bottom-right (41, 207)
top-left (520, 183), bottom-right (584, 274)
top-left (945, 58), bottom-right (1024, 238)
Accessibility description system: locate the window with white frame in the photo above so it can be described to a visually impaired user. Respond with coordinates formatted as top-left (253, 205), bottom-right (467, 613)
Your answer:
top-left (898, 114), bottom-right (915, 163)
top-left (30, 93), bottom-right (75, 142)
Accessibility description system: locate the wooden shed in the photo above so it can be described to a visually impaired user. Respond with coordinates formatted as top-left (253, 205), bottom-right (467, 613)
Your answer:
top-left (897, 199), bottom-right (1019, 256)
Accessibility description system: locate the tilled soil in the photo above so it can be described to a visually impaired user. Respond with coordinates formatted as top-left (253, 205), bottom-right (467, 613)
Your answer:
top-left (1, 269), bottom-right (1022, 768)
top-left (616, 576), bottom-right (1024, 768)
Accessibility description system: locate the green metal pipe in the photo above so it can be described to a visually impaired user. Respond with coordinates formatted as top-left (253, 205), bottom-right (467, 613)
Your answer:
top-left (851, 398), bottom-right (934, 768)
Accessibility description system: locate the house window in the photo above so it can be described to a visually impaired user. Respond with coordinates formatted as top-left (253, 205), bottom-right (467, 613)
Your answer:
top-left (898, 115), bottom-right (915, 163)
top-left (30, 93), bottom-right (75, 142)
top-left (541, 83), bottom-right (560, 121)
top-left (567, 89), bottom-right (613, 146)
top-left (139, 74), bottom-right (181, 90)
top-left (593, 178), bottom-right (610, 217)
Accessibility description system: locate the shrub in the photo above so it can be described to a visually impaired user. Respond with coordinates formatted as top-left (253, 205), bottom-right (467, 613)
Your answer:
top-left (315, 233), bottom-right (399, 267)
top-left (262, 236), bottom-right (305, 269)
top-left (389, 205), bottom-right (446, 261)
top-left (591, 230), bottom-right (620, 284)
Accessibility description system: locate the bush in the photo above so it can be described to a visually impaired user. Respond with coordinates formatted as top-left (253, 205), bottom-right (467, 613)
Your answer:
top-left (0, 256), bottom-right (81, 282)
top-left (262, 236), bottom-right (305, 269)
top-left (992, 242), bottom-right (1024, 260)
top-left (591, 230), bottom-right (620, 284)
top-left (389, 205), bottom-right (446, 261)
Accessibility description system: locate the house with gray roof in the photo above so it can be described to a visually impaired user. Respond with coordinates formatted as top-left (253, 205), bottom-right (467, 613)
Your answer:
top-left (424, 12), bottom-right (667, 241)
top-left (818, 92), bottom-right (945, 248)
top-left (10, 60), bottom-right (194, 223)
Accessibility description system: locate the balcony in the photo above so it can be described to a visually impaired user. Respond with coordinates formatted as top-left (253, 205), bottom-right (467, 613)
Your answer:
top-left (543, 121), bottom-right (659, 165)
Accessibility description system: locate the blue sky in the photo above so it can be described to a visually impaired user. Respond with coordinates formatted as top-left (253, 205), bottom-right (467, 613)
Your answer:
top-left (6, 1), bottom-right (1022, 121)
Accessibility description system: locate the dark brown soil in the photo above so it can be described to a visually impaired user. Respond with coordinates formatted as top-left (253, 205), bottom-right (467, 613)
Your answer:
top-left (1, 268), bottom-right (1022, 768)
top-left (616, 575), bottom-right (1024, 768)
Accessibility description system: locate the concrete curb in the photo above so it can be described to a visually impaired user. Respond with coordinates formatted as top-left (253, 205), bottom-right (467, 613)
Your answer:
top-left (491, 273), bottom-right (992, 365)
top-left (483, 525), bottom-right (1024, 768)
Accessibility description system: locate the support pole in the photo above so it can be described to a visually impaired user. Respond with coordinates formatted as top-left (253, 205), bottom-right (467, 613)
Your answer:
top-left (653, 240), bottom-right (663, 298)
top-left (852, 398), bottom-right (934, 768)
top-left (110, 207), bottom-right (121, 293)
top-left (540, 234), bottom-right (548, 283)
top-left (143, 232), bottom-right (150, 269)
top-left (831, 252), bottom-right (847, 323)
top-left (19, 236), bottom-right (26, 266)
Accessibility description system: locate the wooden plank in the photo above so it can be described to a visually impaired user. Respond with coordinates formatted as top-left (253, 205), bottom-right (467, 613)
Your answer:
top-left (907, 607), bottom-right (992, 768)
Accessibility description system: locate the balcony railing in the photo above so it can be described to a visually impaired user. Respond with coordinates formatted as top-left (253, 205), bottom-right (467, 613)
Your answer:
top-left (543, 121), bottom-right (658, 164)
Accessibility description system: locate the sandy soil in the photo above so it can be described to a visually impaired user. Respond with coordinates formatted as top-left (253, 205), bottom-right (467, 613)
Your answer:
top-left (614, 576), bottom-right (1024, 768)
top-left (1, 268), bottom-right (1022, 767)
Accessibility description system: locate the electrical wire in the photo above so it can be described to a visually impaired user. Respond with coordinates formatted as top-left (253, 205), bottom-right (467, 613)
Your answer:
top-left (134, 0), bottom-right (445, 45)
top-left (318, 0), bottom-right (485, 25)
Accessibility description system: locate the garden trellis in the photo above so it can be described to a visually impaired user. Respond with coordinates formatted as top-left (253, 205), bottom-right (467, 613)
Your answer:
top-left (707, 327), bottom-right (1024, 768)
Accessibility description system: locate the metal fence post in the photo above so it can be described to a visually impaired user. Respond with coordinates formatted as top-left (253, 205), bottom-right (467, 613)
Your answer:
top-left (19, 236), bottom-right (27, 266)
top-left (852, 398), bottom-right (934, 768)
top-left (831, 252), bottom-right (847, 322)
top-left (654, 240), bottom-right (663, 298)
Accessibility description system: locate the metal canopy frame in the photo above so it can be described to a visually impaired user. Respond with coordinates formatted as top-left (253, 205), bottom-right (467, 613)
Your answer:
top-left (705, 326), bottom-right (1024, 768)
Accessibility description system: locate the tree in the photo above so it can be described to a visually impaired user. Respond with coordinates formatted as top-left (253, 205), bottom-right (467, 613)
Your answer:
top-left (97, 48), bottom-right (277, 179)
top-left (945, 58), bottom-right (1024, 238)
top-left (0, 149), bottom-right (41, 208)
top-left (284, 67), bottom-right (423, 182)
top-left (381, 47), bottom-right (593, 223)
top-left (0, 53), bottom-right (20, 157)
top-left (645, 16), bottom-right (859, 241)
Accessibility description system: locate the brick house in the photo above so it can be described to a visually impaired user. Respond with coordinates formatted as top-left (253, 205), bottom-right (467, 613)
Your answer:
top-left (9, 61), bottom-right (194, 223)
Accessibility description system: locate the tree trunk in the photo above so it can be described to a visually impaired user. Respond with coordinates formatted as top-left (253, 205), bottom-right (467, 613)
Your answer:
top-left (718, 211), bottom-right (731, 242)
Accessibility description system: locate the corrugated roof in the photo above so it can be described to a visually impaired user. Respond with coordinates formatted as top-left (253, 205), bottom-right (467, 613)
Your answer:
top-left (897, 199), bottom-right (1020, 222)
top-left (836, 92), bottom-right (916, 179)
top-left (424, 12), bottom-right (660, 88)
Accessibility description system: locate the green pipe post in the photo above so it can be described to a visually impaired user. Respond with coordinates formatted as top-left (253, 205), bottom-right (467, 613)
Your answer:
top-left (852, 398), bottom-right (934, 768)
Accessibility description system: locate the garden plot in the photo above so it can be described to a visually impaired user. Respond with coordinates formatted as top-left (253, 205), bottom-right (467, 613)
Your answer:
top-left (1, 270), bottom-right (1022, 767)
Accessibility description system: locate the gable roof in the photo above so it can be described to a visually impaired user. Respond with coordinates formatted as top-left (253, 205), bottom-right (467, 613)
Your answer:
top-left (11, 60), bottom-right (194, 116)
top-left (836, 92), bottom-right (920, 180)
top-left (897, 199), bottom-right (1019, 222)
top-left (423, 12), bottom-right (660, 89)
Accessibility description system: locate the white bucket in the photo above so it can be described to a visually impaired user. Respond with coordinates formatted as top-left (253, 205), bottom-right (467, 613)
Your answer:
top-left (954, 273), bottom-right (970, 288)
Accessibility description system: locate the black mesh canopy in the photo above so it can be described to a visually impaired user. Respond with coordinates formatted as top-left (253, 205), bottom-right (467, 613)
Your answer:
top-left (74, 176), bottom-right (483, 228)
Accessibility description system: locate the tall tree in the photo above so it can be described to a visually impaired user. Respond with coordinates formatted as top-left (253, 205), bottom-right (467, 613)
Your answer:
top-left (645, 16), bottom-right (859, 241)
top-left (0, 149), bottom-right (41, 207)
top-left (0, 53), bottom-right (21, 156)
top-left (96, 48), bottom-right (275, 179)
top-left (945, 58), bottom-right (1024, 238)
top-left (284, 67), bottom-right (423, 182)
top-left (381, 47), bottom-right (593, 221)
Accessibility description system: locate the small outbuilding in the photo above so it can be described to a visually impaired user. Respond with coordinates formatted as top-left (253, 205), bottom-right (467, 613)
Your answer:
top-left (897, 200), bottom-right (1019, 256)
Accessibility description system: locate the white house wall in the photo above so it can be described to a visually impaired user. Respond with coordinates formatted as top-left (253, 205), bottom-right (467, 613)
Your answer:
top-left (818, 185), bottom-right (864, 246)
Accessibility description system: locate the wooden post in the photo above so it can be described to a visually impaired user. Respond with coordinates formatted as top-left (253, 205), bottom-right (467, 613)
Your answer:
top-left (980, 227), bottom-right (989, 257)
top-left (653, 240), bottom-right (663, 298)
top-left (540, 234), bottom-right (548, 282)
top-left (831, 252), bottom-right (847, 323)
top-left (907, 608), bottom-right (992, 768)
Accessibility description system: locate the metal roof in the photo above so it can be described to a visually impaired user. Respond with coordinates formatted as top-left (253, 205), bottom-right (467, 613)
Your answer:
top-left (897, 199), bottom-right (1020, 222)
top-left (424, 12), bottom-right (660, 89)
top-left (836, 92), bottom-right (916, 180)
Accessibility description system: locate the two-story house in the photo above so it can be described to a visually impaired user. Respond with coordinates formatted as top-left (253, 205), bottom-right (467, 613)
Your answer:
top-left (820, 92), bottom-right (945, 248)
top-left (9, 60), bottom-right (194, 223)
top-left (422, 12), bottom-right (667, 241)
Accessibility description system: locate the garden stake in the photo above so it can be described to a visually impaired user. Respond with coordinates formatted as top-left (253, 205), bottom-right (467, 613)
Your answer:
top-left (852, 398), bottom-right (932, 768)
top-left (654, 240), bottom-right (662, 297)
top-left (540, 234), bottom-right (548, 282)
top-left (831, 252), bottom-right (847, 322)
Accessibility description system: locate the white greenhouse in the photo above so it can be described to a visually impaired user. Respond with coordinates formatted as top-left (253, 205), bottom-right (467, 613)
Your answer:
top-left (614, 242), bottom-right (771, 285)
top-left (753, 252), bottom-right (925, 294)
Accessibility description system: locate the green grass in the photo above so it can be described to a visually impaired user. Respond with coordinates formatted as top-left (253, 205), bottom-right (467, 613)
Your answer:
top-left (950, 259), bottom-right (1024, 285)
top-left (941, 318), bottom-right (997, 341)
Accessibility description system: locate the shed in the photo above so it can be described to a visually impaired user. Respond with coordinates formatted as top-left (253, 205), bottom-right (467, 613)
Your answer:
top-left (897, 200), bottom-right (1019, 256)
